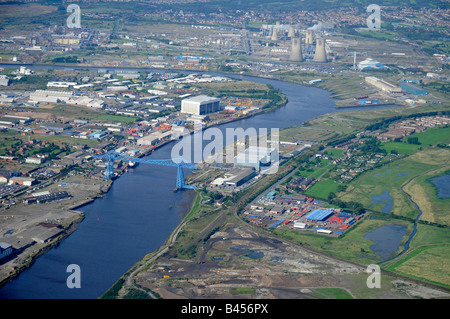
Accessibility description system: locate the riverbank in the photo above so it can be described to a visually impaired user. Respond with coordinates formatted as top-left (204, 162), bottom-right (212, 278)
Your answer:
top-left (0, 210), bottom-right (85, 289)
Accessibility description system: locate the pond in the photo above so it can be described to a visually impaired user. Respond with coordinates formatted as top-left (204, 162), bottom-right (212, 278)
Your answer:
top-left (427, 173), bottom-right (450, 199)
top-left (371, 190), bottom-right (393, 214)
top-left (364, 224), bottom-right (407, 260)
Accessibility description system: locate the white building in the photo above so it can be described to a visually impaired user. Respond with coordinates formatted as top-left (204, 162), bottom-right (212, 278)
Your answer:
top-left (234, 146), bottom-right (278, 171)
top-left (358, 58), bottom-right (388, 71)
top-left (365, 76), bottom-right (401, 93)
top-left (25, 157), bottom-right (45, 164)
top-left (137, 134), bottom-right (159, 146)
top-left (181, 95), bottom-right (221, 115)
top-left (47, 81), bottom-right (77, 88)
top-left (0, 75), bottom-right (9, 86)
top-left (8, 176), bottom-right (35, 186)
top-left (29, 90), bottom-right (73, 103)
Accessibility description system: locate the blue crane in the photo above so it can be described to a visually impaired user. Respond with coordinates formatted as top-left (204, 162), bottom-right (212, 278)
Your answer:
top-left (94, 150), bottom-right (198, 190)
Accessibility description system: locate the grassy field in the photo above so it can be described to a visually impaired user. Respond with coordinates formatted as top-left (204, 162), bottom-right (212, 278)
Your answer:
top-left (383, 223), bottom-right (450, 288)
top-left (339, 148), bottom-right (449, 220)
top-left (403, 166), bottom-right (450, 225)
top-left (311, 287), bottom-right (354, 299)
top-left (304, 179), bottom-right (340, 199)
top-left (380, 141), bottom-right (419, 155)
top-left (273, 216), bottom-right (413, 265)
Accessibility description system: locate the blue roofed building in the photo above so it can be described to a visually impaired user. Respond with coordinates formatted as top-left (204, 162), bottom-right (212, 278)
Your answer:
top-left (304, 209), bottom-right (334, 221)
top-left (400, 82), bottom-right (428, 95)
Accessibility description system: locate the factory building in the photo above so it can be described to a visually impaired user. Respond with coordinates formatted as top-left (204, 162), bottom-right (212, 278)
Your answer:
top-left (365, 76), bottom-right (401, 93)
top-left (358, 58), bottom-right (388, 71)
top-left (181, 95), bottom-right (221, 115)
top-left (8, 177), bottom-right (35, 186)
top-left (211, 167), bottom-right (256, 188)
top-left (0, 75), bottom-right (9, 86)
top-left (304, 209), bottom-right (334, 221)
top-left (400, 82), bottom-right (428, 95)
top-left (0, 115), bottom-right (32, 126)
top-left (137, 134), bottom-right (159, 146)
top-left (29, 90), bottom-right (73, 104)
top-left (0, 242), bottom-right (13, 261)
top-left (234, 146), bottom-right (278, 171)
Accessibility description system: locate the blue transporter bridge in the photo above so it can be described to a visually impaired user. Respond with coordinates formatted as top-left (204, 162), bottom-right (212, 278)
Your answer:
top-left (94, 150), bottom-right (198, 191)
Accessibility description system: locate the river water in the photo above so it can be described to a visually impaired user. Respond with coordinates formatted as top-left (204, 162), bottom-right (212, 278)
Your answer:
top-left (0, 65), bottom-right (402, 298)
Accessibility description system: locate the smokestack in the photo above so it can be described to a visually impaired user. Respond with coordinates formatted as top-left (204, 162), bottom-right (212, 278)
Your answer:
top-left (271, 27), bottom-right (278, 41)
top-left (305, 30), bottom-right (314, 45)
top-left (313, 37), bottom-right (327, 63)
top-left (288, 26), bottom-right (295, 38)
top-left (290, 37), bottom-right (303, 62)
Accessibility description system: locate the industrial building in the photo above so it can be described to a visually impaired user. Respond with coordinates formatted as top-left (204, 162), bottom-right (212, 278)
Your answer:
top-left (211, 167), bottom-right (256, 188)
top-left (304, 209), bottom-right (334, 221)
top-left (0, 242), bottom-right (13, 261)
top-left (0, 115), bottom-right (32, 126)
top-left (40, 123), bottom-right (73, 132)
top-left (400, 82), bottom-right (428, 95)
top-left (234, 146), bottom-right (278, 171)
top-left (8, 177), bottom-right (35, 186)
top-left (224, 167), bottom-right (256, 187)
top-left (61, 151), bottom-right (88, 166)
top-left (365, 76), bottom-right (401, 93)
top-left (29, 90), bottom-right (73, 104)
top-left (23, 191), bottom-right (71, 205)
top-left (358, 58), bottom-right (388, 71)
top-left (137, 134), bottom-right (159, 146)
top-left (0, 75), bottom-right (9, 86)
top-left (181, 95), bottom-right (221, 115)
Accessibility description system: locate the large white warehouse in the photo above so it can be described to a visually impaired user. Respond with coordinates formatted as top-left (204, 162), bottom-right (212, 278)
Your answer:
top-left (181, 95), bottom-right (221, 115)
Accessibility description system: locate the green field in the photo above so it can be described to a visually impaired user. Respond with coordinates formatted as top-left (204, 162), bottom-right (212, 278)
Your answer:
top-left (273, 217), bottom-right (413, 265)
top-left (380, 141), bottom-right (420, 155)
top-left (304, 179), bottom-right (340, 199)
top-left (340, 149), bottom-right (448, 219)
top-left (384, 223), bottom-right (450, 288)
top-left (312, 288), bottom-right (354, 299)
top-left (381, 126), bottom-right (450, 154)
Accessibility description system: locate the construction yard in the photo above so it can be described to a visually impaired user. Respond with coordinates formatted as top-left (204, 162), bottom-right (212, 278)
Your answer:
top-left (243, 191), bottom-right (363, 236)
top-left (123, 222), bottom-right (449, 299)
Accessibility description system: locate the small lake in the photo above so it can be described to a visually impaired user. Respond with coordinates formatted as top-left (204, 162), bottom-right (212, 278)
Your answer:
top-left (427, 173), bottom-right (450, 199)
top-left (371, 190), bottom-right (393, 214)
top-left (364, 224), bottom-right (407, 260)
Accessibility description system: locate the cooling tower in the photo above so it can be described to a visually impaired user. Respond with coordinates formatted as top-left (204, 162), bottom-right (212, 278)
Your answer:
top-left (305, 30), bottom-right (314, 45)
top-left (271, 27), bottom-right (278, 41)
top-left (313, 37), bottom-right (327, 63)
top-left (289, 37), bottom-right (303, 62)
top-left (288, 26), bottom-right (295, 38)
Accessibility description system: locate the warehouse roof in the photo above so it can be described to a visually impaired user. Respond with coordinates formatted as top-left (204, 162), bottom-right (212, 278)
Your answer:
top-left (183, 95), bottom-right (220, 103)
top-left (304, 209), bottom-right (334, 221)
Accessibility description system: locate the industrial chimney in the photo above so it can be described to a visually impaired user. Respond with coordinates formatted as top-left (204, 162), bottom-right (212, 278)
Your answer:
top-left (305, 30), bottom-right (314, 45)
top-left (313, 37), bottom-right (327, 62)
top-left (271, 27), bottom-right (278, 41)
top-left (290, 37), bottom-right (303, 62)
top-left (288, 26), bottom-right (295, 38)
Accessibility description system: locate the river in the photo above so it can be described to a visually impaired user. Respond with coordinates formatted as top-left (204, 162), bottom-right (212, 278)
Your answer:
top-left (0, 64), bottom-right (402, 298)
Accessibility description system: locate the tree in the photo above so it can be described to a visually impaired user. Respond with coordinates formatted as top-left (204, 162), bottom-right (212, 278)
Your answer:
top-left (407, 137), bottom-right (420, 145)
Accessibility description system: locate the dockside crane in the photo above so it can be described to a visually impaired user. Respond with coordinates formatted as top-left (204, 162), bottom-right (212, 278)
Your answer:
top-left (94, 150), bottom-right (198, 190)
